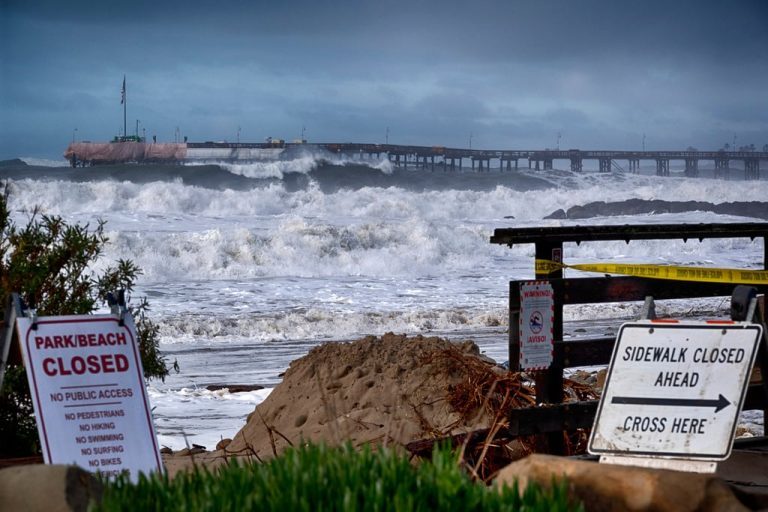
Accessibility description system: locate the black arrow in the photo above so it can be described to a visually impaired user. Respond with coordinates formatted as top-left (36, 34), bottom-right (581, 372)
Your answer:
top-left (611, 394), bottom-right (731, 413)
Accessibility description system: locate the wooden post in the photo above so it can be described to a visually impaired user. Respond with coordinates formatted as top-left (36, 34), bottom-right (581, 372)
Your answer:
top-left (534, 241), bottom-right (565, 454)
top-left (533, 241), bottom-right (564, 404)
top-left (509, 282), bottom-right (521, 372)
top-left (756, 296), bottom-right (768, 437)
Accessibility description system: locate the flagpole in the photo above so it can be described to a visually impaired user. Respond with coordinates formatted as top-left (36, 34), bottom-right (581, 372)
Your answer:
top-left (123, 75), bottom-right (127, 139)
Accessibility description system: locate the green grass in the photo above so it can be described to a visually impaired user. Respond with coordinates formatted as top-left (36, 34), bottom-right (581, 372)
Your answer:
top-left (96, 444), bottom-right (581, 512)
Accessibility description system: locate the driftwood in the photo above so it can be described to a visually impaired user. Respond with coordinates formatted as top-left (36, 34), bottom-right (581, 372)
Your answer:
top-left (205, 384), bottom-right (264, 393)
top-left (406, 427), bottom-right (501, 457)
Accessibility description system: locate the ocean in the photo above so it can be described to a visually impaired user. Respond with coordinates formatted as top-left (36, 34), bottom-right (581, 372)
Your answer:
top-left (2, 151), bottom-right (767, 450)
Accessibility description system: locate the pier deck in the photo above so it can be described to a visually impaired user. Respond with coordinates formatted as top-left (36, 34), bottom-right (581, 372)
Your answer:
top-left (67, 140), bottom-right (768, 179)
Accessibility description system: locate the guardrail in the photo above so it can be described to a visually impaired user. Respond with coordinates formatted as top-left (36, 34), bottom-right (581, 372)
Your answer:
top-left (489, 223), bottom-right (768, 454)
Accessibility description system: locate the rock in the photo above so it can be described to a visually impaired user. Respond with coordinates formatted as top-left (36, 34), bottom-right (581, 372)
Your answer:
top-left (569, 370), bottom-right (593, 384)
top-left (176, 444), bottom-right (207, 456)
top-left (595, 368), bottom-right (607, 390)
top-left (544, 208), bottom-right (567, 220)
top-left (0, 464), bottom-right (103, 512)
top-left (216, 438), bottom-right (232, 450)
top-left (160, 446), bottom-right (173, 455)
top-left (206, 384), bottom-right (264, 393)
top-left (494, 454), bottom-right (747, 512)
top-left (0, 158), bottom-right (27, 167)
top-left (555, 199), bottom-right (768, 222)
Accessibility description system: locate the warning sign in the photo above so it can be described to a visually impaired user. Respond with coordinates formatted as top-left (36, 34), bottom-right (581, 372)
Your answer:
top-left (16, 314), bottom-right (162, 481)
top-left (519, 281), bottom-right (554, 370)
top-left (589, 321), bottom-right (761, 461)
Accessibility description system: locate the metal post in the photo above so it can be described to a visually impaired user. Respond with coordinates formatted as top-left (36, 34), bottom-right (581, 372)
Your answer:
top-left (123, 77), bottom-right (127, 139)
top-left (0, 294), bottom-right (24, 390)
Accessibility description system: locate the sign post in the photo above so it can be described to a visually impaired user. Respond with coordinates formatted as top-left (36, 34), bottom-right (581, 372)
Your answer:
top-left (16, 312), bottom-right (162, 481)
top-left (0, 294), bottom-right (24, 388)
top-left (589, 320), bottom-right (762, 472)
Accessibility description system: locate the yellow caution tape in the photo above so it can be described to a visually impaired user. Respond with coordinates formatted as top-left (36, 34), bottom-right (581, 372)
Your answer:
top-left (535, 259), bottom-right (768, 285)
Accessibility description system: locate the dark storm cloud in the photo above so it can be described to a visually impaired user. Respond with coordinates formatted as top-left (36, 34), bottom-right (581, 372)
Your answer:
top-left (1, 0), bottom-right (767, 158)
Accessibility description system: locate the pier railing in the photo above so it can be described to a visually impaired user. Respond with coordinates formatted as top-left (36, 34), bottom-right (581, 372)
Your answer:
top-left (489, 222), bottom-right (768, 453)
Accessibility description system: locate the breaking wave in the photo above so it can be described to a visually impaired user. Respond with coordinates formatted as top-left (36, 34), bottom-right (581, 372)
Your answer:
top-left (157, 307), bottom-right (508, 344)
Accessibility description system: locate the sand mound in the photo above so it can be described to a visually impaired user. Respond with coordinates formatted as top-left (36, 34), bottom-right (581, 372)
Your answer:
top-left (225, 333), bottom-right (517, 459)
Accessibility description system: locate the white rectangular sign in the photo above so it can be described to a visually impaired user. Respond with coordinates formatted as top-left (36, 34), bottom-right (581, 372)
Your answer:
top-left (17, 314), bottom-right (162, 480)
top-left (519, 281), bottom-right (554, 370)
top-left (589, 321), bottom-right (761, 461)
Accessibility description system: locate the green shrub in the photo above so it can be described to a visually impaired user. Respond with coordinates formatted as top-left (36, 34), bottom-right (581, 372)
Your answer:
top-left (97, 444), bottom-right (581, 512)
top-left (0, 183), bottom-right (174, 456)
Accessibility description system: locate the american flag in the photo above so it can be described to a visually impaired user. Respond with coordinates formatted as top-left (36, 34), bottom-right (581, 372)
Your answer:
top-left (121, 76), bottom-right (126, 105)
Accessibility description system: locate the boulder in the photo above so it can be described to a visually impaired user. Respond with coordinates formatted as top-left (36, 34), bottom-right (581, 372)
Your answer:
top-left (494, 454), bottom-right (747, 512)
top-left (0, 464), bottom-right (102, 512)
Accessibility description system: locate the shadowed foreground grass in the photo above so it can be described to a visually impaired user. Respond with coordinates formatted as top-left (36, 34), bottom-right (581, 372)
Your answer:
top-left (97, 444), bottom-right (582, 511)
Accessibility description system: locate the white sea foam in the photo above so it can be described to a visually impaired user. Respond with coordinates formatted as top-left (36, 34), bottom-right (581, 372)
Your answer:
top-left (196, 149), bottom-right (394, 179)
top-left (148, 386), bottom-right (273, 451)
top-left (156, 307), bottom-right (509, 344)
top-left (7, 172), bottom-right (768, 222)
top-left (19, 157), bottom-right (69, 167)
top-left (6, 163), bottom-right (768, 447)
top-left (218, 156), bottom-right (320, 179)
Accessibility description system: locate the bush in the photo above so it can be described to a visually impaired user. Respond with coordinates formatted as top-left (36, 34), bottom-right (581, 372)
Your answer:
top-left (0, 183), bottom-right (173, 456)
top-left (97, 443), bottom-right (582, 512)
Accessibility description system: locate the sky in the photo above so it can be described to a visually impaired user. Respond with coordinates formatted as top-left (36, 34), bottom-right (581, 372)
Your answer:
top-left (1, 0), bottom-right (767, 160)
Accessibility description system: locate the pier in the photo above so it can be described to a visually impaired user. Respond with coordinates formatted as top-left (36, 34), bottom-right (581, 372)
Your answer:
top-left (314, 144), bottom-right (767, 180)
top-left (67, 140), bottom-right (768, 179)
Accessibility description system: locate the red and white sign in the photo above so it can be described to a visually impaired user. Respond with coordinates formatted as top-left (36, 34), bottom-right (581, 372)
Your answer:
top-left (519, 281), bottom-right (554, 370)
top-left (16, 314), bottom-right (162, 481)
